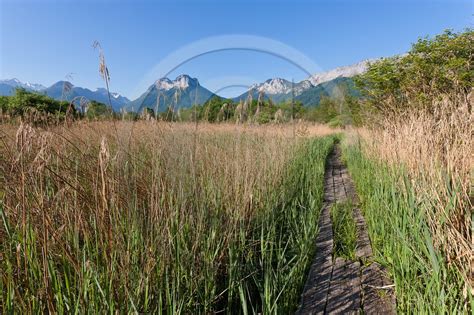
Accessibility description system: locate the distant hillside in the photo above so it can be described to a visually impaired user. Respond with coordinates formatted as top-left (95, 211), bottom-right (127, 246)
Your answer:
top-left (43, 81), bottom-right (130, 111)
top-left (295, 77), bottom-right (359, 106)
top-left (308, 60), bottom-right (369, 86)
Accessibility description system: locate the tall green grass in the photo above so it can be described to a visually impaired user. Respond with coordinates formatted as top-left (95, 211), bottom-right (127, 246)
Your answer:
top-left (243, 135), bottom-right (335, 313)
top-left (342, 140), bottom-right (471, 313)
top-left (330, 201), bottom-right (357, 260)
top-left (0, 122), bottom-right (336, 313)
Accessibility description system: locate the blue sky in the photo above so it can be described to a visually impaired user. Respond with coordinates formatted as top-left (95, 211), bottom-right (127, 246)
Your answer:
top-left (0, 0), bottom-right (472, 98)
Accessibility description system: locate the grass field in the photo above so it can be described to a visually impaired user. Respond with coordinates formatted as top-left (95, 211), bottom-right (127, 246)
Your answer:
top-left (0, 114), bottom-right (471, 313)
top-left (0, 121), bottom-right (338, 313)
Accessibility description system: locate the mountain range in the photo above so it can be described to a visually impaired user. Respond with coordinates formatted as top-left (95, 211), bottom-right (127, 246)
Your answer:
top-left (233, 59), bottom-right (369, 104)
top-left (0, 78), bottom-right (46, 95)
top-left (0, 79), bottom-right (131, 111)
top-left (0, 59), bottom-right (372, 111)
top-left (42, 81), bottom-right (130, 111)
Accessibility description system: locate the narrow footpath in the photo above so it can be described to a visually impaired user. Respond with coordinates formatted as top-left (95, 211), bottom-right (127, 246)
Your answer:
top-left (296, 145), bottom-right (396, 314)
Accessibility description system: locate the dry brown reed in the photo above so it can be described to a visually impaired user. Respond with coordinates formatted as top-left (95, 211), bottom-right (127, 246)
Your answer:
top-left (350, 89), bottom-right (473, 288)
top-left (0, 120), bottom-right (338, 312)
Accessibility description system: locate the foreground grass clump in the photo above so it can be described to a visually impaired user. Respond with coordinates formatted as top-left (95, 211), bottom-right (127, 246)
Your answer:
top-left (330, 201), bottom-right (356, 260)
top-left (0, 121), bottom-right (335, 313)
top-left (342, 139), bottom-right (471, 313)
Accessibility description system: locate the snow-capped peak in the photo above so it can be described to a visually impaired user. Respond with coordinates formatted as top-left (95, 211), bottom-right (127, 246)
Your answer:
top-left (6, 78), bottom-right (21, 84)
top-left (175, 75), bottom-right (191, 89)
top-left (24, 82), bottom-right (46, 91)
top-left (154, 78), bottom-right (173, 90)
top-left (154, 75), bottom-right (198, 91)
top-left (0, 78), bottom-right (45, 91)
top-left (251, 78), bottom-right (293, 95)
top-left (308, 60), bottom-right (371, 86)
top-left (91, 88), bottom-right (127, 100)
top-left (249, 78), bottom-right (314, 96)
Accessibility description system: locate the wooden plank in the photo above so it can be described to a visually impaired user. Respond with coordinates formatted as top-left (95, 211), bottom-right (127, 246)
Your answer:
top-left (297, 203), bottom-right (334, 314)
top-left (362, 263), bottom-right (396, 314)
top-left (326, 258), bottom-right (361, 314)
top-left (323, 189), bottom-right (335, 203)
top-left (344, 183), bottom-right (359, 204)
top-left (353, 207), bottom-right (373, 259)
top-left (297, 145), bottom-right (397, 314)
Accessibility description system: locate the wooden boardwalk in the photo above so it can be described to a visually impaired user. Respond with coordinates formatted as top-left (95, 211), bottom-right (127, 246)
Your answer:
top-left (297, 146), bottom-right (396, 314)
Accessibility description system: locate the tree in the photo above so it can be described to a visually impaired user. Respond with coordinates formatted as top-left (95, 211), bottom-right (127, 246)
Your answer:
top-left (86, 100), bottom-right (111, 119)
top-left (6, 88), bottom-right (72, 116)
top-left (356, 29), bottom-right (473, 121)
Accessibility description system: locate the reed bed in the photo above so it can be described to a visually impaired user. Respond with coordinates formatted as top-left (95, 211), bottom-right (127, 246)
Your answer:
top-left (341, 93), bottom-right (473, 312)
top-left (0, 121), bottom-right (336, 313)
